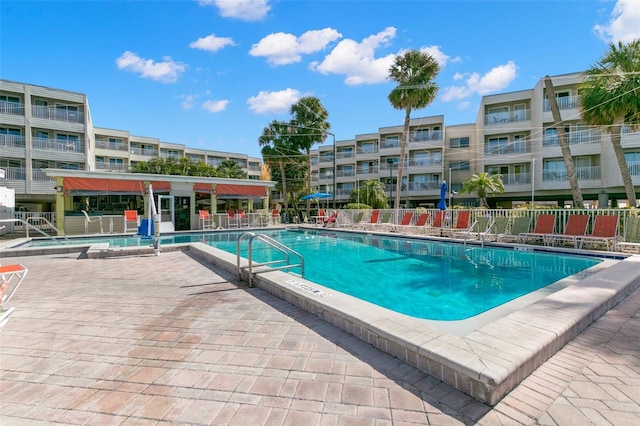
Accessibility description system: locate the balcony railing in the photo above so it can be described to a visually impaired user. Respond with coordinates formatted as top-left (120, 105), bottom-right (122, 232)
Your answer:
top-left (543, 95), bottom-right (580, 112)
top-left (356, 166), bottom-right (379, 174)
top-left (629, 161), bottom-right (640, 176)
top-left (356, 147), bottom-right (378, 155)
top-left (32, 105), bottom-right (84, 124)
top-left (410, 131), bottom-right (442, 142)
top-left (130, 147), bottom-right (158, 157)
top-left (542, 166), bottom-right (601, 182)
top-left (407, 181), bottom-right (440, 191)
top-left (0, 100), bottom-right (25, 116)
top-left (485, 109), bottom-right (531, 125)
top-left (336, 151), bottom-right (355, 159)
top-left (336, 169), bottom-right (355, 177)
top-left (408, 158), bottom-right (442, 167)
top-left (319, 155), bottom-right (334, 163)
top-left (501, 173), bottom-right (531, 185)
top-left (32, 137), bottom-right (86, 153)
top-left (2, 167), bottom-right (26, 180)
top-left (95, 140), bottom-right (128, 151)
top-left (543, 129), bottom-right (602, 146)
top-left (485, 142), bottom-right (531, 155)
top-left (32, 169), bottom-right (53, 181)
top-left (95, 162), bottom-right (127, 172)
top-left (380, 140), bottom-right (400, 149)
top-left (0, 134), bottom-right (26, 148)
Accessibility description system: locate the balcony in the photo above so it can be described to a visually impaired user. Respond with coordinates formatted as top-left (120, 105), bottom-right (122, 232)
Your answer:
top-left (95, 140), bottom-right (128, 152)
top-left (356, 165), bottom-right (379, 175)
top-left (336, 169), bottom-right (355, 178)
top-left (32, 169), bottom-right (54, 181)
top-left (485, 109), bottom-right (531, 126)
top-left (130, 147), bottom-right (158, 157)
top-left (32, 137), bottom-right (86, 153)
top-left (319, 155), bottom-right (334, 164)
top-left (542, 166), bottom-right (601, 182)
top-left (485, 142), bottom-right (531, 156)
top-left (502, 173), bottom-right (531, 185)
top-left (410, 130), bottom-right (442, 142)
top-left (407, 181), bottom-right (440, 191)
top-left (0, 134), bottom-right (26, 148)
top-left (543, 95), bottom-right (580, 111)
top-left (543, 129), bottom-right (602, 146)
top-left (356, 147), bottom-right (378, 155)
top-left (407, 157), bottom-right (442, 167)
top-left (32, 105), bottom-right (84, 124)
top-left (2, 167), bottom-right (26, 181)
top-left (95, 162), bottom-right (127, 172)
top-left (336, 151), bottom-right (355, 160)
top-left (0, 100), bottom-right (25, 116)
top-left (380, 140), bottom-right (400, 149)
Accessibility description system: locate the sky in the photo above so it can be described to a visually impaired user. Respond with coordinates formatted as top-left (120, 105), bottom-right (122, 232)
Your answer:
top-left (2, 0), bottom-right (639, 159)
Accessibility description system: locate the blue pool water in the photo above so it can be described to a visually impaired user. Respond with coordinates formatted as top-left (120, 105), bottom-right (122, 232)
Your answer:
top-left (26, 229), bottom-right (602, 320)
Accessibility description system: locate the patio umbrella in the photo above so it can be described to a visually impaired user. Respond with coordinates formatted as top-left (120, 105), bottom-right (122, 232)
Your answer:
top-left (299, 192), bottom-right (332, 201)
top-left (437, 181), bottom-right (447, 210)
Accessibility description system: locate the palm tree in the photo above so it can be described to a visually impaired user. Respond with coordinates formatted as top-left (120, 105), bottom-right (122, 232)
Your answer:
top-left (580, 40), bottom-right (640, 207)
top-left (544, 76), bottom-right (584, 208)
top-left (387, 50), bottom-right (440, 210)
top-left (289, 96), bottom-right (330, 215)
top-left (460, 172), bottom-right (505, 208)
top-left (216, 159), bottom-right (246, 179)
top-left (349, 179), bottom-right (388, 209)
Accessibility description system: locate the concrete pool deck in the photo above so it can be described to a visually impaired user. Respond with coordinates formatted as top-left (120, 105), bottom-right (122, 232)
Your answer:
top-left (1, 238), bottom-right (639, 424)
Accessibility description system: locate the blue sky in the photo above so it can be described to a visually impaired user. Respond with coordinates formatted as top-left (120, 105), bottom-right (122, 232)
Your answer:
top-left (2, 0), bottom-right (639, 159)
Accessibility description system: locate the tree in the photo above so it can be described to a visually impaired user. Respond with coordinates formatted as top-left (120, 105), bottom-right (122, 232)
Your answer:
top-left (460, 172), bottom-right (505, 208)
top-left (289, 96), bottom-right (330, 216)
top-left (216, 159), bottom-right (247, 179)
top-left (349, 179), bottom-right (388, 209)
top-left (544, 76), bottom-right (584, 208)
top-left (387, 50), bottom-right (440, 210)
top-left (130, 157), bottom-right (216, 176)
top-left (580, 39), bottom-right (640, 207)
top-left (259, 120), bottom-right (306, 213)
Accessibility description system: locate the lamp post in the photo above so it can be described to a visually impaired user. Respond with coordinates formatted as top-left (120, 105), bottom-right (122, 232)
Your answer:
top-left (387, 158), bottom-right (394, 202)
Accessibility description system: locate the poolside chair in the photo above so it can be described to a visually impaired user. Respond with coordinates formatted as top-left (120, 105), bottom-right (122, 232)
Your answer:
top-left (356, 209), bottom-right (380, 230)
top-left (547, 214), bottom-right (590, 248)
top-left (461, 215), bottom-right (493, 242)
top-left (390, 211), bottom-right (414, 233)
top-left (496, 216), bottom-right (531, 243)
top-left (490, 216), bottom-right (510, 242)
top-left (520, 214), bottom-right (556, 244)
top-left (81, 210), bottom-right (103, 234)
top-left (1, 263), bottom-right (28, 306)
top-left (617, 215), bottom-right (640, 253)
top-left (424, 210), bottom-right (446, 236)
top-left (404, 212), bottom-right (430, 234)
top-left (226, 210), bottom-right (240, 228)
top-left (199, 210), bottom-right (215, 230)
top-left (365, 211), bottom-right (392, 231)
top-left (346, 211), bottom-right (366, 228)
top-left (123, 210), bottom-right (140, 233)
top-left (441, 210), bottom-right (471, 238)
top-left (576, 215), bottom-right (621, 250)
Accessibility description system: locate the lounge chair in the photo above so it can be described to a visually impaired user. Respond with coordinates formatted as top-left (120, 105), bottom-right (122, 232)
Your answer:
top-left (461, 215), bottom-right (493, 242)
top-left (199, 210), bottom-right (215, 230)
top-left (424, 211), bottom-right (446, 236)
top-left (124, 209), bottom-right (140, 233)
top-left (81, 210), bottom-right (103, 234)
top-left (520, 214), bottom-right (556, 244)
top-left (270, 209), bottom-right (280, 226)
top-left (357, 209), bottom-right (380, 230)
top-left (346, 211), bottom-right (366, 228)
top-left (390, 211), bottom-right (414, 233)
top-left (0, 263), bottom-right (28, 331)
top-left (365, 211), bottom-right (392, 231)
top-left (403, 212), bottom-right (430, 234)
top-left (496, 216), bottom-right (531, 243)
top-left (442, 210), bottom-right (471, 238)
top-left (617, 215), bottom-right (640, 253)
top-left (576, 215), bottom-right (621, 250)
top-left (547, 214), bottom-right (590, 248)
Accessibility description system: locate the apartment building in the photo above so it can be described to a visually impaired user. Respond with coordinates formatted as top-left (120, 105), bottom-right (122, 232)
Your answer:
top-left (309, 72), bottom-right (640, 208)
top-left (0, 80), bottom-right (263, 211)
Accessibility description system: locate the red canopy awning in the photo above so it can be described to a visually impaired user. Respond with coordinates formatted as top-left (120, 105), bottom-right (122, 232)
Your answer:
top-left (62, 177), bottom-right (170, 194)
top-left (194, 182), bottom-right (214, 194)
top-left (215, 184), bottom-right (266, 197)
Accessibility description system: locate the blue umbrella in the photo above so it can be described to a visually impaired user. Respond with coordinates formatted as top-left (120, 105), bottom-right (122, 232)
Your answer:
top-left (300, 192), bottom-right (332, 201)
top-left (437, 181), bottom-right (447, 210)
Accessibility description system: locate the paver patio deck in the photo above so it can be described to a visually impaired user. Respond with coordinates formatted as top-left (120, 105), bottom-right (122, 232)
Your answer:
top-left (1, 250), bottom-right (638, 425)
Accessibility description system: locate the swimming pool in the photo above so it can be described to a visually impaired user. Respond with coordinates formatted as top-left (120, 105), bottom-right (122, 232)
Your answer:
top-left (23, 229), bottom-right (602, 321)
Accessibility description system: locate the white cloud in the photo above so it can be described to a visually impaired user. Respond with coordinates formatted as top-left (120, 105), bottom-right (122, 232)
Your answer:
top-left (198, 0), bottom-right (271, 22)
top-left (115, 51), bottom-right (186, 83)
top-left (594, 0), bottom-right (640, 43)
top-left (419, 45), bottom-right (461, 68)
top-left (190, 34), bottom-right (235, 52)
top-left (250, 28), bottom-right (342, 66)
top-left (310, 27), bottom-right (397, 85)
top-left (247, 88), bottom-right (303, 114)
top-left (180, 94), bottom-right (198, 110)
top-left (441, 61), bottom-right (517, 102)
top-left (202, 99), bottom-right (229, 113)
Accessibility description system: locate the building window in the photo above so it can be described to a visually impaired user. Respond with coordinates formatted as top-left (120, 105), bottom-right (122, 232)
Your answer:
top-left (449, 161), bottom-right (469, 171)
top-left (486, 137), bottom-right (509, 155)
top-left (543, 159), bottom-right (566, 181)
top-left (450, 137), bottom-right (469, 148)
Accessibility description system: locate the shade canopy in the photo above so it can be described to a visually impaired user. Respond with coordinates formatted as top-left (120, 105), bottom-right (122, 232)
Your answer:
top-left (300, 192), bottom-right (333, 201)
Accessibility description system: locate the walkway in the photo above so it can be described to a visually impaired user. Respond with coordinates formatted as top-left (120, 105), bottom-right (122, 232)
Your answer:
top-left (0, 250), bottom-right (638, 425)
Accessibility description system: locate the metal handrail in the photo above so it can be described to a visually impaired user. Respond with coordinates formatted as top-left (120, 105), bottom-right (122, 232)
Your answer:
top-left (236, 232), bottom-right (304, 287)
top-left (0, 218), bottom-right (70, 244)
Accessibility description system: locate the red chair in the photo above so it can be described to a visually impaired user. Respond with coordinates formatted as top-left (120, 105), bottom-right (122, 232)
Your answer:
top-left (199, 210), bottom-right (214, 230)
top-left (124, 210), bottom-right (139, 233)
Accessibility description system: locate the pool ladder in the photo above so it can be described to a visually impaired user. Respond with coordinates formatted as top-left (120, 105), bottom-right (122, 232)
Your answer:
top-left (236, 232), bottom-right (304, 287)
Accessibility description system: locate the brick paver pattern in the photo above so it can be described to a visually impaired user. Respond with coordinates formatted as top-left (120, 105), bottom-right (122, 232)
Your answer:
top-left (0, 250), bottom-right (638, 425)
